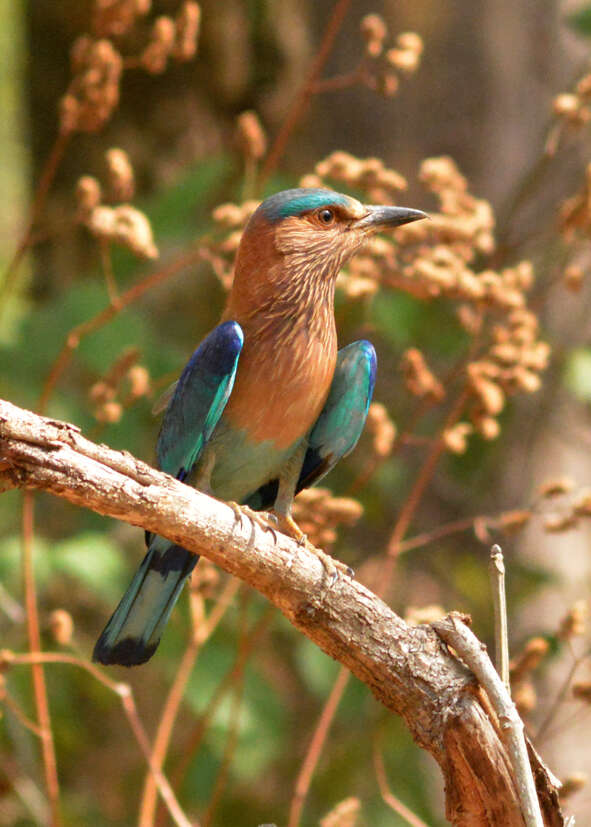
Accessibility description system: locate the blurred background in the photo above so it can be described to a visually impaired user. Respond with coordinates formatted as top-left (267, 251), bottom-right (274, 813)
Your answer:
top-left (1, 1), bottom-right (591, 824)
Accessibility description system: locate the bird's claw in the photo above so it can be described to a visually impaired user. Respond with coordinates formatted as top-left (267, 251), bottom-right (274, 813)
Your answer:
top-left (270, 512), bottom-right (354, 584)
top-left (229, 504), bottom-right (353, 584)
top-left (230, 503), bottom-right (279, 542)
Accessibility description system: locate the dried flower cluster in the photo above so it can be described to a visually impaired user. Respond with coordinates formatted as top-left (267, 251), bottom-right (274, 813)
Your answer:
top-left (558, 600), bottom-right (588, 640)
top-left (365, 402), bottom-right (396, 458)
top-left (61, 37), bottom-right (123, 133)
top-left (88, 347), bottom-right (151, 422)
top-left (509, 598), bottom-right (590, 727)
top-left (540, 484), bottom-right (591, 534)
top-left (509, 636), bottom-right (549, 716)
top-left (76, 149), bottom-right (158, 259)
top-left (205, 152), bottom-right (549, 457)
top-left (140, 2), bottom-right (201, 74)
top-left (291, 488), bottom-right (363, 551)
top-left (401, 348), bottom-right (444, 402)
top-left (553, 74), bottom-right (591, 129)
top-left (92, 0), bottom-right (152, 38)
top-left (60, 1), bottom-right (199, 133)
top-left (560, 161), bottom-right (591, 240)
top-left (359, 15), bottom-right (423, 98)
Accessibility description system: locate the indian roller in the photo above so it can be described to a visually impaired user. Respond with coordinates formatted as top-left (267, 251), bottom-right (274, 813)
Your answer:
top-left (93, 188), bottom-right (427, 666)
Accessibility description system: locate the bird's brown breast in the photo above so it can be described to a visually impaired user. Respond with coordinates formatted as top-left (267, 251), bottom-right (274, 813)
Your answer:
top-left (221, 307), bottom-right (337, 450)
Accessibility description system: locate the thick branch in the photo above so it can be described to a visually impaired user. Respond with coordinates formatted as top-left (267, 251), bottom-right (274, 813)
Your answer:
top-left (0, 398), bottom-right (563, 826)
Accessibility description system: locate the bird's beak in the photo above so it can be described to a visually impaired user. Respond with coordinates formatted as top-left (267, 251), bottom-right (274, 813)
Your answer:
top-left (354, 205), bottom-right (428, 233)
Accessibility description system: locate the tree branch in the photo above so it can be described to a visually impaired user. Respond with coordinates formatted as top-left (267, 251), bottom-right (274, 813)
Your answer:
top-left (0, 398), bottom-right (564, 826)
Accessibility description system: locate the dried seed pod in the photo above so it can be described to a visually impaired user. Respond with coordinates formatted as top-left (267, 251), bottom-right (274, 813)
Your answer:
top-left (543, 513), bottom-right (579, 534)
top-left (127, 365), bottom-right (150, 398)
top-left (499, 510), bottom-right (531, 534)
top-left (396, 32), bottom-right (423, 56)
top-left (558, 600), bottom-right (588, 639)
top-left (173, 1), bottom-right (201, 61)
top-left (474, 415), bottom-right (500, 440)
top-left (553, 93), bottom-right (589, 125)
top-left (89, 380), bottom-right (116, 404)
top-left (105, 148), bottom-right (135, 201)
top-left (538, 477), bottom-right (574, 498)
top-left (141, 16), bottom-right (176, 74)
top-left (510, 637), bottom-right (549, 683)
top-left (443, 422), bottom-right (472, 454)
top-left (559, 773), bottom-right (587, 799)
top-left (360, 14), bottom-right (387, 58)
top-left (564, 264), bottom-right (584, 291)
top-left (366, 402), bottom-right (396, 457)
top-left (76, 175), bottom-right (102, 215)
top-left (236, 111), bottom-right (267, 160)
top-left (513, 682), bottom-right (536, 716)
top-left (49, 609), bottom-right (74, 646)
top-left (385, 47), bottom-right (420, 74)
top-left (96, 401), bottom-right (123, 423)
top-left (87, 204), bottom-right (158, 259)
top-left (470, 376), bottom-right (505, 416)
top-left (92, 0), bottom-right (151, 37)
top-left (320, 497), bottom-right (363, 524)
top-left (572, 681), bottom-right (591, 703)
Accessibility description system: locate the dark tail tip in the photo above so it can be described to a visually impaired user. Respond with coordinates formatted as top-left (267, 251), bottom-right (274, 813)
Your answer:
top-left (92, 636), bottom-right (158, 667)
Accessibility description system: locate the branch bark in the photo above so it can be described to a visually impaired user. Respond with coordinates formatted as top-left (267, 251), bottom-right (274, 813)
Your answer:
top-left (0, 398), bottom-right (564, 827)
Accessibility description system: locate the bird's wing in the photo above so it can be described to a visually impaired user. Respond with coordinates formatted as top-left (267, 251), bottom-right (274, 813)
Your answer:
top-left (297, 339), bottom-right (376, 491)
top-left (244, 340), bottom-right (376, 511)
top-left (156, 320), bottom-right (244, 480)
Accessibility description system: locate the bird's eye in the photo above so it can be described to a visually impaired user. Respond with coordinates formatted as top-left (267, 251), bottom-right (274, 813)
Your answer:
top-left (317, 208), bottom-right (335, 225)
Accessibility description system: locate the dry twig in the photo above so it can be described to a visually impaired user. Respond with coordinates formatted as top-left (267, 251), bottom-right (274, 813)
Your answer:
top-left (433, 613), bottom-right (544, 827)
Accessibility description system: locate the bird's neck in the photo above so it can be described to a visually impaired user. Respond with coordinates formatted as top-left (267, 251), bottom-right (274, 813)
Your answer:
top-left (219, 237), bottom-right (338, 450)
top-left (223, 229), bottom-right (338, 350)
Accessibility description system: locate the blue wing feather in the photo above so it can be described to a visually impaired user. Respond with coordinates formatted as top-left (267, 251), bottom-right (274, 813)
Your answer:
top-left (297, 340), bottom-right (376, 490)
top-left (94, 321), bottom-right (243, 667)
top-left (156, 320), bottom-right (243, 479)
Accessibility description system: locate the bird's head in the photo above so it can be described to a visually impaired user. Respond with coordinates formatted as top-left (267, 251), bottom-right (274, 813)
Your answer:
top-left (230, 188), bottom-right (427, 309)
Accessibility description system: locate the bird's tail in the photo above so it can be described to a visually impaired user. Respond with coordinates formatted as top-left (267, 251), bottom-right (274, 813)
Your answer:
top-left (92, 536), bottom-right (199, 666)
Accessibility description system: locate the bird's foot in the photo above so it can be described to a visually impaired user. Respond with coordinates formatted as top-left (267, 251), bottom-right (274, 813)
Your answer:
top-left (228, 502), bottom-right (279, 543)
top-left (270, 511), bottom-right (354, 583)
top-left (228, 504), bottom-right (353, 583)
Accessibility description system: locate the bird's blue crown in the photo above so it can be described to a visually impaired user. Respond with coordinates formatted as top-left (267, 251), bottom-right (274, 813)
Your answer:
top-left (259, 188), bottom-right (350, 223)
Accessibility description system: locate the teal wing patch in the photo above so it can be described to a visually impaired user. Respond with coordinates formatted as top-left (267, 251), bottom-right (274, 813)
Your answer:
top-left (156, 321), bottom-right (243, 480)
top-left (297, 340), bottom-right (376, 491)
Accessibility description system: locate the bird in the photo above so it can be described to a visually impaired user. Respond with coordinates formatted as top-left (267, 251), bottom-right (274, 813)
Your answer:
top-left (93, 187), bottom-right (427, 666)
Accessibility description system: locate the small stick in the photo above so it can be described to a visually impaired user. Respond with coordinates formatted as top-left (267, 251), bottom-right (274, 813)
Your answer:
top-left (433, 613), bottom-right (544, 827)
top-left (489, 543), bottom-right (510, 691)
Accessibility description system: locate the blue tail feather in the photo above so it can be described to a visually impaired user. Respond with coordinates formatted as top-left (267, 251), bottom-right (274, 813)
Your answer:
top-left (92, 538), bottom-right (199, 666)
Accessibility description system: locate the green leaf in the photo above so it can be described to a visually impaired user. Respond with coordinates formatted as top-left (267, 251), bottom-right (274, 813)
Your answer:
top-left (565, 347), bottom-right (591, 401)
top-left (51, 531), bottom-right (128, 602)
top-left (295, 637), bottom-right (340, 696)
top-left (568, 5), bottom-right (591, 36)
